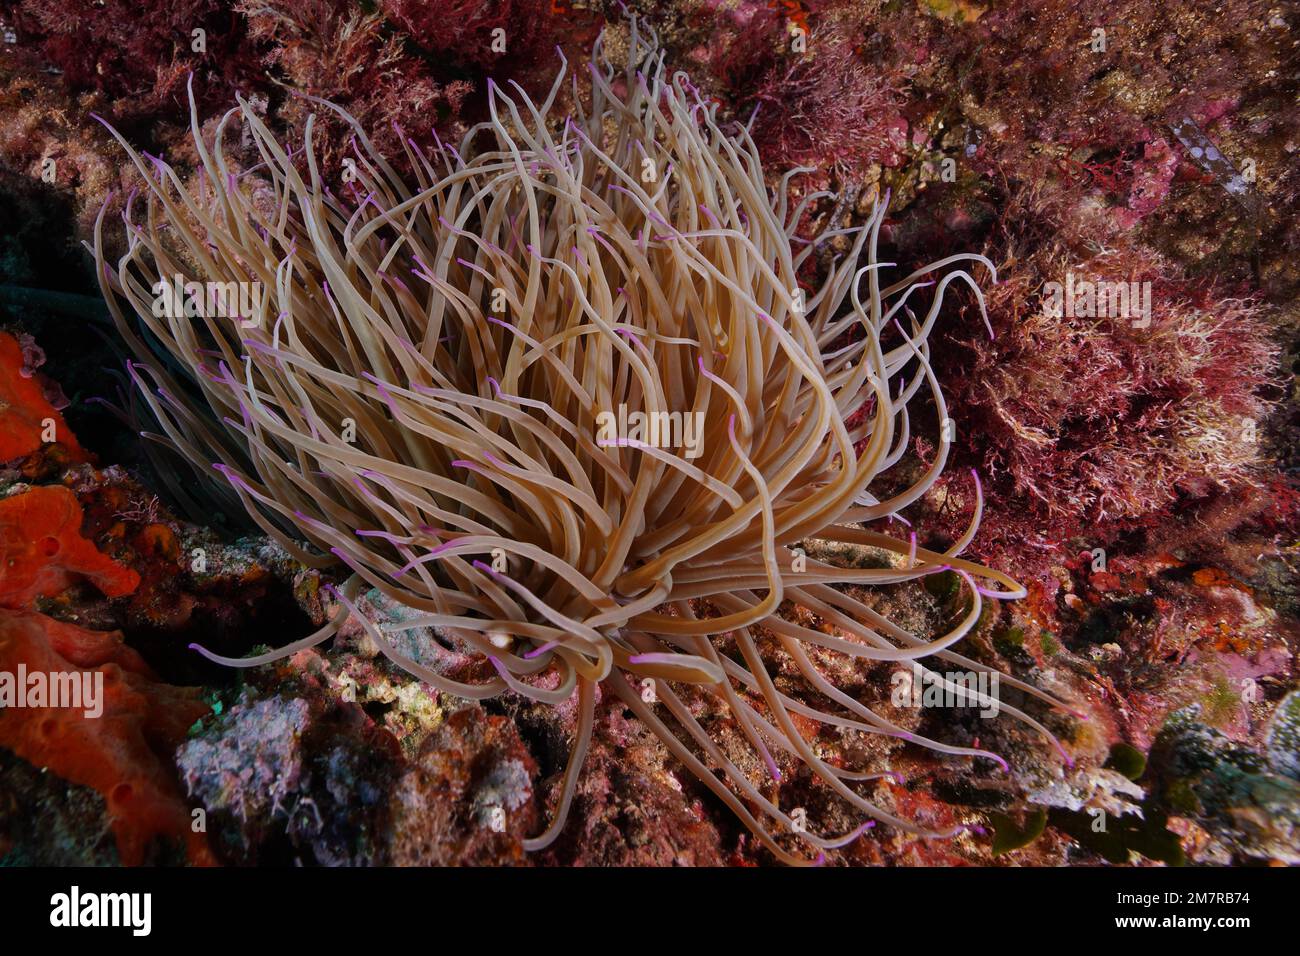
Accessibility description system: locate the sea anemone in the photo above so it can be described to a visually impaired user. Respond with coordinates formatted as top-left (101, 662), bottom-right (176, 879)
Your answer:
top-left (91, 21), bottom-right (1073, 864)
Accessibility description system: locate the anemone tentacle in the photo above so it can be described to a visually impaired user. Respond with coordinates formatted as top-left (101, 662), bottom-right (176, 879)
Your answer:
top-left (93, 18), bottom-right (1074, 863)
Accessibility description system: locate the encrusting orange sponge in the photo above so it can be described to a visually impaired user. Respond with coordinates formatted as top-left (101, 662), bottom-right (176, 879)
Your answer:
top-left (0, 330), bottom-right (86, 465)
top-left (0, 484), bottom-right (140, 608)
top-left (0, 609), bottom-right (214, 865)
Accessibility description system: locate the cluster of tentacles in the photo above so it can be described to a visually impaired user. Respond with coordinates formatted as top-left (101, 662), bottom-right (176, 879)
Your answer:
top-left (93, 21), bottom-right (1075, 863)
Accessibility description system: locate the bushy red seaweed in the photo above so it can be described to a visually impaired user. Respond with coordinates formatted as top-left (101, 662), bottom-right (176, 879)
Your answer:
top-left (925, 188), bottom-right (1278, 571)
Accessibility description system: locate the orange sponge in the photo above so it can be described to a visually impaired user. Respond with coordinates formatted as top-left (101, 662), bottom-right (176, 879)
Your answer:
top-left (0, 608), bottom-right (214, 865)
top-left (0, 485), bottom-right (140, 608)
top-left (0, 331), bottom-right (86, 464)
